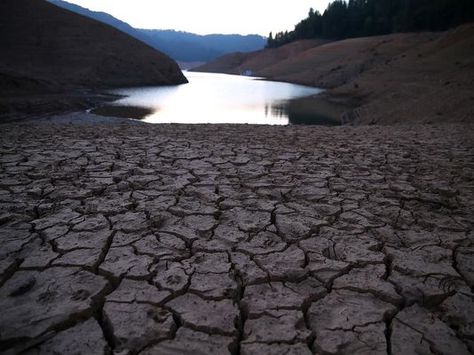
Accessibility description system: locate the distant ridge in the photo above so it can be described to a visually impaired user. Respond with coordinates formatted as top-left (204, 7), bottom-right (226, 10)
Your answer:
top-left (48, 0), bottom-right (267, 62)
top-left (0, 0), bottom-right (187, 95)
top-left (138, 30), bottom-right (267, 62)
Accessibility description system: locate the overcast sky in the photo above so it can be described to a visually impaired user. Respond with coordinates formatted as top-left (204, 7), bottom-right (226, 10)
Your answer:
top-left (65, 0), bottom-right (332, 35)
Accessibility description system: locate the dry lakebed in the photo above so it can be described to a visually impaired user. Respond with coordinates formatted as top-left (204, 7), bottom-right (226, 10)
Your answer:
top-left (0, 113), bottom-right (473, 354)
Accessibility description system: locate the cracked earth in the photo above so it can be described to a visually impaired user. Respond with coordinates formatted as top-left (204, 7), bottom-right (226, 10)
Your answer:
top-left (0, 117), bottom-right (473, 354)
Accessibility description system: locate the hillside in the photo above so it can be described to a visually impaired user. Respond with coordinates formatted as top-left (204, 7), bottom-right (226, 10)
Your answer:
top-left (0, 0), bottom-right (187, 96)
top-left (47, 0), bottom-right (266, 63)
top-left (194, 39), bottom-right (329, 75)
top-left (46, 0), bottom-right (152, 46)
top-left (194, 25), bottom-right (474, 124)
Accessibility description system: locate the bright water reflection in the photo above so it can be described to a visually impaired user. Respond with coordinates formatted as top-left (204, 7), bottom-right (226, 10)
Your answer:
top-left (110, 72), bottom-right (322, 125)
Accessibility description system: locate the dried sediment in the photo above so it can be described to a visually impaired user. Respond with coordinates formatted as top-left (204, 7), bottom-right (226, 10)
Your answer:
top-left (0, 116), bottom-right (473, 354)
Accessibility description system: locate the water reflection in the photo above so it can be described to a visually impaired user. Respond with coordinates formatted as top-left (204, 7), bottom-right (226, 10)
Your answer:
top-left (270, 101), bottom-right (341, 126)
top-left (109, 72), bottom-right (323, 125)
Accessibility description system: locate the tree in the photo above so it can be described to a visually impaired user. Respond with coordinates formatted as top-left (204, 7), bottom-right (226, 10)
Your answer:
top-left (266, 32), bottom-right (274, 48)
top-left (266, 0), bottom-right (474, 48)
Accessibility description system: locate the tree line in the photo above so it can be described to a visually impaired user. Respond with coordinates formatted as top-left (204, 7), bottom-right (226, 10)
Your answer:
top-left (267, 0), bottom-right (474, 48)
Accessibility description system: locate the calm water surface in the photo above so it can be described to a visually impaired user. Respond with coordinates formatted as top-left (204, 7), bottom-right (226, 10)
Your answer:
top-left (110, 72), bottom-right (323, 125)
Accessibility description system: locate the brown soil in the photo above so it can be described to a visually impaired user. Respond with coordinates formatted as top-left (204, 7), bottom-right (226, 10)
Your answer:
top-left (0, 0), bottom-right (187, 96)
top-left (0, 91), bottom-right (122, 123)
top-left (194, 39), bottom-right (328, 75)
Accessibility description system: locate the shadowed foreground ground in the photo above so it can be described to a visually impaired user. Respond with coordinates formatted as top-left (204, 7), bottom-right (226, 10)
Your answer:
top-left (0, 115), bottom-right (473, 354)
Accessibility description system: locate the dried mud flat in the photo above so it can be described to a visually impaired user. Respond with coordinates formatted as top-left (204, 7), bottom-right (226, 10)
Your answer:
top-left (0, 115), bottom-right (473, 355)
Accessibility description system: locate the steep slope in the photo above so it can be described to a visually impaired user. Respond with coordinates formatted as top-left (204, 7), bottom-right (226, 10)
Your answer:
top-left (47, 0), bottom-right (152, 45)
top-left (0, 0), bottom-right (187, 96)
top-left (257, 33), bottom-right (437, 87)
top-left (336, 24), bottom-right (474, 124)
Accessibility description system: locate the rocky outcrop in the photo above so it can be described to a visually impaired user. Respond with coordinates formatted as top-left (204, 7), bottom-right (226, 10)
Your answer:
top-left (0, 0), bottom-right (187, 95)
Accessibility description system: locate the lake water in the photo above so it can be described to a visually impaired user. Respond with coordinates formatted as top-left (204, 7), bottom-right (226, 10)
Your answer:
top-left (109, 72), bottom-right (325, 125)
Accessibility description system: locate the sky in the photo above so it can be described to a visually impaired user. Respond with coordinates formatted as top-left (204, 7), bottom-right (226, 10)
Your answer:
top-left (64, 0), bottom-right (332, 36)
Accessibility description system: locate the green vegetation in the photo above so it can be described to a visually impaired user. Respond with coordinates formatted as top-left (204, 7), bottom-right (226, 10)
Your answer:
top-left (267, 0), bottom-right (474, 47)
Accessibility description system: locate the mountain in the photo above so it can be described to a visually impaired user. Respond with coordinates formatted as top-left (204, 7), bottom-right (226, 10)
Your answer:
top-left (47, 0), bottom-right (152, 46)
top-left (47, 0), bottom-right (266, 62)
top-left (138, 30), bottom-right (266, 62)
top-left (194, 24), bottom-right (474, 124)
top-left (138, 30), bottom-right (267, 62)
top-left (0, 0), bottom-right (187, 95)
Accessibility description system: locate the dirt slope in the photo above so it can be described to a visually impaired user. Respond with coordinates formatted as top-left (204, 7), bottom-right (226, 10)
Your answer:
top-left (195, 25), bottom-right (474, 124)
top-left (0, 0), bottom-right (187, 96)
top-left (194, 40), bottom-right (328, 75)
top-left (337, 24), bottom-right (474, 124)
top-left (258, 33), bottom-right (437, 87)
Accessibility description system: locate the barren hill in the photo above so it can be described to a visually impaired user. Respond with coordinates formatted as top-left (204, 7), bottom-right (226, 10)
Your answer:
top-left (195, 25), bottom-right (474, 124)
top-left (0, 0), bottom-right (187, 96)
top-left (194, 39), bottom-right (328, 75)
